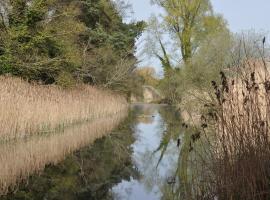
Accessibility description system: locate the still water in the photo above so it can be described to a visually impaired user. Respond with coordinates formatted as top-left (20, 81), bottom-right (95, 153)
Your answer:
top-left (3, 104), bottom-right (185, 200)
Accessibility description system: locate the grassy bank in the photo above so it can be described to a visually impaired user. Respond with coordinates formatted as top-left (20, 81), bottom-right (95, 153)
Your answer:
top-left (0, 76), bottom-right (128, 141)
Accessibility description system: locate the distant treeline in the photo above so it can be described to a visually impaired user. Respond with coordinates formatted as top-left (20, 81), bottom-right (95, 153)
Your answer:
top-left (0, 0), bottom-right (145, 94)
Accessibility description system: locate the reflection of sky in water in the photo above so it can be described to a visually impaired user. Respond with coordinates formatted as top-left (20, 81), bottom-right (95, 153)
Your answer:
top-left (112, 178), bottom-right (160, 200)
top-left (112, 105), bottom-right (181, 200)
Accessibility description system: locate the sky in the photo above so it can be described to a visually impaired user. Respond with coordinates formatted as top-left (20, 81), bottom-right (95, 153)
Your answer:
top-left (130, 0), bottom-right (270, 74)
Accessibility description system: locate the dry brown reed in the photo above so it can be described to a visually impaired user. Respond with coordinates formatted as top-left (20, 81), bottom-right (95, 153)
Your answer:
top-left (0, 111), bottom-right (127, 195)
top-left (214, 60), bottom-right (270, 200)
top-left (191, 59), bottom-right (270, 200)
top-left (0, 75), bottom-right (128, 141)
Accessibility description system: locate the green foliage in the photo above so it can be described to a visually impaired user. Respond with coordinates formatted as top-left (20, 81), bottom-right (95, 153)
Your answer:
top-left (182, 31), bottom-right (232, 90)
top-left (56, 71), bottom-right (76, 88)
top-left (0, 0), bottom-right (145, 94)
top-left (135, 67), bottom-right (159, 87)
top-left (0, 0), bottom-right (82, 83)
top-left (158, 31), bottom-right (232, 105)
top-left (147, 0), bottom-right (230, 104)
top-left (151, 0), bottom-right (228, 65)
top-left (158, 70), bottom-right (182, 104)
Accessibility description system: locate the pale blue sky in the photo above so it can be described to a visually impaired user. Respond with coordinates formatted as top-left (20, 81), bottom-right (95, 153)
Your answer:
top-left (130, 0), bottom-right (270, 74)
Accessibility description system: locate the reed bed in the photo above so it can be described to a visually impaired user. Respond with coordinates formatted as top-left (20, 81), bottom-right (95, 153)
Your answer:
top-left (0, 76), bottom-right (128, 141)
top-left (187, 59), bottom-right (270, 200)
top-left (0, 111), bottom-right (127, 195)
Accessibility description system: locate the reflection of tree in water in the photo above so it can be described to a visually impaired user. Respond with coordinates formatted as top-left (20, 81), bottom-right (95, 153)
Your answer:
top-left (3, 111), bottom-right (139, 200)
top-left (155, 106), bottom-right (198, 200)
top-left (136, 106), bottom-right (186, 198)
top-left (3, 105), bottom-right (202, 200)
top-left (133, 104), bottom-right (157, 124)
top-left (155, 106), bottom-right (183, 167)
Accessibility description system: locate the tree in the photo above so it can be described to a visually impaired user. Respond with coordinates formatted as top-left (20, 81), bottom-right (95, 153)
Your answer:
top-left (0, 0), bottom-right (145, 95)
top-left (144, 0), bottom-right (229, 103)
top-left (150, 0), bottom-right (228, 65)
top-left (0, 0), bottom-right (86, 84)
top-left (77, 0), bottom-right (145, 91)
top-left (135, 67), bottom-right (159, 86)
top-left (145, 15), bottom-right (173, 78)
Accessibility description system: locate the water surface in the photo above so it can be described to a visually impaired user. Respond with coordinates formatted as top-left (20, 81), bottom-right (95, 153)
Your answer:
top-left (4, 104), bottom-right (185, 200)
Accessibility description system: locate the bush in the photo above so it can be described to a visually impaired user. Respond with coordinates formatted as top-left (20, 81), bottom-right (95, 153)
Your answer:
top-left (56, 72), bottom-right (76, 88)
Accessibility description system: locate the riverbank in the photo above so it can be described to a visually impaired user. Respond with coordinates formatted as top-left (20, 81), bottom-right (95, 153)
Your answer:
top-left (0, 113), bottom-right (127, 195)
top-left (0, 75), bottom-right (129, 195)
top-left (0, 76), bottom-right (128, 142)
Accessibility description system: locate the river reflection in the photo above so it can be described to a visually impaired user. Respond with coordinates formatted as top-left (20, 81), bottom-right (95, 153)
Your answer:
top-left (112, 105), bottom-right (182, 200)
top-left (3, 104), bottom-right (186, 200)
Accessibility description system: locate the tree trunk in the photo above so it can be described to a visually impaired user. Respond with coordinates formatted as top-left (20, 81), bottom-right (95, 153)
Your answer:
top-left (0, 0), bottom-right (10, 27)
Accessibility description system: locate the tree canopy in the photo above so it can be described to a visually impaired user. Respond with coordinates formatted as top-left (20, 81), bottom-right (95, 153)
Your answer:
top-left (149, 0), bottom-right (228, 70)
top-left (0, 0), bottom-right (145, 93)
top-left (145, 0), bottom-right (230, 103)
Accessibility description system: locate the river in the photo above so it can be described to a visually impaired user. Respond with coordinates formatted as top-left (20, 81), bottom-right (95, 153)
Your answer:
top-left (3, 104), bottom-right (187, 200)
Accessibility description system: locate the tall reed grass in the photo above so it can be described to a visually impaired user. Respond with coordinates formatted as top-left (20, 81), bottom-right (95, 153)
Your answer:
top-left (0, 76), bottom-right (127, 141)
top-left (0, 112), bottom-right (127, 195)
top-left (189, 59), bottom-right (270, 200)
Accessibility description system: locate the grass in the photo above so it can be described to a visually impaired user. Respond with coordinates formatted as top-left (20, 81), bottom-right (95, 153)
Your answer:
top-left (0, 75), bottom-right (128, 195)
top-left (188, 59), bottom-right (270, 200)
top-left (0, 75), bottom-right (128, 141)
